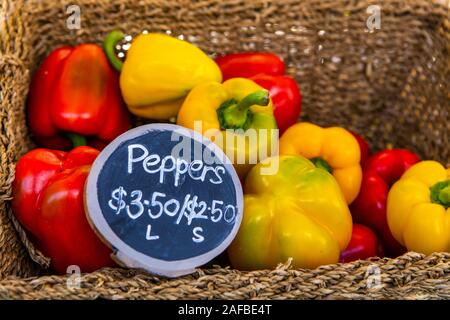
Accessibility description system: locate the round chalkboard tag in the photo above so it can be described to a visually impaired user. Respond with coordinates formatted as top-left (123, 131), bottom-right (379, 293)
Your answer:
top-left (85, 124), bottom-right (243, 277)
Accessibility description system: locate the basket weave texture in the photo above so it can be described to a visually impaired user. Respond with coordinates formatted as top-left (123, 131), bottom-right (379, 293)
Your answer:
top-left (0, 0), bottom-right (449, 299)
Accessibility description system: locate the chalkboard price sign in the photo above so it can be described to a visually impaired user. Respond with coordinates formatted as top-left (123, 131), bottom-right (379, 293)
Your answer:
top-left (85, 124), bottom-right (243, 277)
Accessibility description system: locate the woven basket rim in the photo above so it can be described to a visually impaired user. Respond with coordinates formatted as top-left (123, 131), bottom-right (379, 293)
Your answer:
top-left (0, 251), bottom-right (449, 299)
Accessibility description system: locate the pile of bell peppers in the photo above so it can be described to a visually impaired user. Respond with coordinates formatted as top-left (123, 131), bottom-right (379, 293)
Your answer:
top-left (13, 30), bottom-right (449, 275)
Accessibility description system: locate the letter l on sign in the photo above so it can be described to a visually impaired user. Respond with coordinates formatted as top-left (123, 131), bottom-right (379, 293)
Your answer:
top-left (146, 224), bottom-right (159, 240)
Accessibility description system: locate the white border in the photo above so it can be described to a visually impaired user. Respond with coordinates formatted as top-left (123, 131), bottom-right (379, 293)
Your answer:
top-left (84, 124), bottom-right (243, 277)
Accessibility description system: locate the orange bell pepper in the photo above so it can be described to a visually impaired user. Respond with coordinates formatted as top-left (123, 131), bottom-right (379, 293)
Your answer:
top-left (280, 122), bottom-right (362, 204)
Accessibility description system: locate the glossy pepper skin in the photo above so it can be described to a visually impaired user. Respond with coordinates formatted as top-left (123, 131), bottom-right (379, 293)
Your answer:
top-left (339, 224), bottom-right (384, 263)
top-left (177, 78), bottom-right (277, 178)
top-left (215, 52), bottom-right (285, 81)
top-left (350, 131), bottom-right (371, 165)
top-left (215, 52), bottom-right (301, 134)
top-left (27, 44), bottom-right (130, 150)
top-left (250, 74), bottom-right (301, 134)
top-left (350, 149), bottom-right (420, 257)
top-left (387, 161), bottom-right (450, 254)
top-left (280, 122), bottom-right (362, 204)
top-left (12, 147), bottom-right (115, 274)
top-left (228, 155), bottom-right (352, 270)
top-left (104, 31), bottom-right (222, 120)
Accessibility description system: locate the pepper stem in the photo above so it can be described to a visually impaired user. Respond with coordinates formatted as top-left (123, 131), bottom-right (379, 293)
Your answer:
top-left (66, 133), bottom-right (87, 148)
top-left (217, 90), bottom-right (269, 130)
top-left (430, 179), bottom-right (450, 208)
top-left (311, 157), bottom-right (333, 173)
top-left (103, 30), bottom-right (125, 72)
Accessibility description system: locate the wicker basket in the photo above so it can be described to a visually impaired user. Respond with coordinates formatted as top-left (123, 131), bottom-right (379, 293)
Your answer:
top-left (0, 0), bottom-right (449, 299)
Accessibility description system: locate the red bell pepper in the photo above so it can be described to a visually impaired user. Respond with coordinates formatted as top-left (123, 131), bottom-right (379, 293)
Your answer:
top-left (350, 149), bottom-right (420, 257)
top-left (12, 146), bottom-right (115, 274)
top-left (250, 74), bottom-right (301, 134)
top-left (339, 224), bottom-right (384, 263)
top-left (350, 131), bottom-right (371, 165)
top-left (215, 52), bottom-right (301, 134)
top-left (215, 52), bottom-right (285, 81)
top-left (27, 44), bottom-right (130, 150)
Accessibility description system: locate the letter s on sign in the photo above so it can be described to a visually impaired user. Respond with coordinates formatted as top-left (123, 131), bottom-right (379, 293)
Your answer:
top-left (192, 227), bottom-right (204, 243)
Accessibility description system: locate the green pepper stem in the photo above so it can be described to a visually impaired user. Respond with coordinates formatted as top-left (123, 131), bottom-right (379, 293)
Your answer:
top-left (236, 90), bottom-right (270, 112)
top-left (103, 30), bottom-right (125, 72)
top-left (430, 179), bottom-right (450, 208)
top-left (311, 157), bottom-right (333, 173)
top-left (217, 90), bottom-right (269, 130)
top-left (66, 133), bottom-right (87, 148)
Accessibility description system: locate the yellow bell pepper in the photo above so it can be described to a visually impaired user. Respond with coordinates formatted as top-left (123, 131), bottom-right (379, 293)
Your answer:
top-left (104, 31), bottom-right (222, 120)
top-left (228, 155), bottom-right (353, 270)
top-left (387, 160), bottom-right (450, 254)
top-left (177, 78), bottom-right (278, 178)
top-left (279, 122), bottom-right (362, 204)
